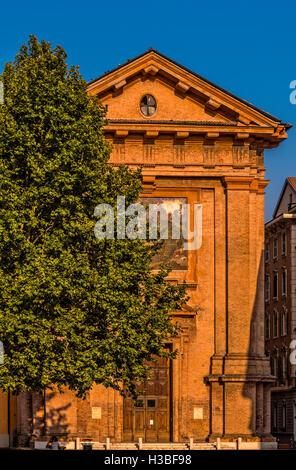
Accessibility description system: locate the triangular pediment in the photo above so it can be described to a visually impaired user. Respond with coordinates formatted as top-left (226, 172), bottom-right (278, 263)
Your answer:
top-left (88, 50), bottom-right (290, 131)
top-left (97, 75), bottom-right (231, 124)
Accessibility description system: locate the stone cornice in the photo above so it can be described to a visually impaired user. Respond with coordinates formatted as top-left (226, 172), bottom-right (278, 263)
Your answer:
top-left (222, 176), bottom-right (269, 192)
top-left (205, 374), bottom-right (276, 383)
top-left (104, 121), bottom-right (280, 148)
top-left (265, 213), bottom-right (296, 229)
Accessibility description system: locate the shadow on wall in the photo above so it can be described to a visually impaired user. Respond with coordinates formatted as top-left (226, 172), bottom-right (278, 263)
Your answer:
top-left (242, 250), bottom-right (272, 437)
top-left (43, 390), bottom-right (71, 436)
top-left (23, 389), bottom-right (71, 442)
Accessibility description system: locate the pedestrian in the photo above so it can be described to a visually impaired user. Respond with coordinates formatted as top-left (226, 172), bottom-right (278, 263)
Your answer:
top-left (46, 436), bottom-right (60, 450)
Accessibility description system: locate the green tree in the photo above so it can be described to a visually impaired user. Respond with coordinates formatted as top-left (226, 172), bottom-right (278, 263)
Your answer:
top-left (0, 36), bottom-right (186, 398)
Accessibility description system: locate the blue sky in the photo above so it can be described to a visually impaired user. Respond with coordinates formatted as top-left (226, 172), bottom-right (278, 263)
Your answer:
top-left (0, 0), bottom-right (295, 220)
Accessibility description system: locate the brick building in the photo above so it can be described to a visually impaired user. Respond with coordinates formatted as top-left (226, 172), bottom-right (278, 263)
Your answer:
top-left (15, 50), bottom-right (290, 445)
top-left (0, 392), bottom-right (17, 447)
top-left (265, 177), bottom-right (296, 443)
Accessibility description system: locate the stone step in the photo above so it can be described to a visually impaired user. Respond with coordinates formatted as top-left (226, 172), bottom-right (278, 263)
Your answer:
top-left (192, 444), bottom-right (216, 450)
top-left (143, 445), bottom-right (188, 450)
top-left (220, 444), bottom-right (236, 450)
top-left (81, 441), bottom-right (217, 451)
top-left (111, 444), bottom-right (138, 450)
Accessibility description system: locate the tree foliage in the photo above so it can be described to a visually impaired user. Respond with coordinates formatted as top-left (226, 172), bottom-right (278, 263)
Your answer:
top-left (0, 36), bottom-right (186, 397)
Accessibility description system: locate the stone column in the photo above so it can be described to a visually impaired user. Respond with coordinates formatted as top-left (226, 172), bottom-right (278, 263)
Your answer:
top-left (210, 381), bottom-right (224, 437)
top-left (221, 177), bottom-right (268, 437)
top-left (223, 177), bottom-right (252, 356)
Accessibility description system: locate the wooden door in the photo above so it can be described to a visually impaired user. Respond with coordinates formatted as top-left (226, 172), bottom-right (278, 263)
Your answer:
top-left (123, 354), bottom-right (171, 442)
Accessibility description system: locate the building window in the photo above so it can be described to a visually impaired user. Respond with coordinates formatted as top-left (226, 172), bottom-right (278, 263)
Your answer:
top-left (274, 311), bottom-right (278, 338)
top-left (140, 95), bottom-right (157, 117)
top-left (278, 356), bottom-right (283, 382)
top-left (265, 313), bottom-right (270, 340)
top-left (265, 276), bottom-right (270, 302)
top-left (273, 402), bottom-right (278, 430)
top-left (265, 241), bottom-right (270, 262)
top-left (281, 310), bottom-right (287, 336)
top-left (265, 349), bottom-right (270, 358)
top-left (282, 354), bottom-right (287, 380)
top-left (273, 238), bottom-right (278, 259)
top-left (273, 355), bottom-right (278, 377)
top-left (282, 232), bottom-right (286, 256)
top-left (273, 272), bottom-right (278, 299)
top-left (282, 269), bottom-right (287, 296)
top-left (282, 401), bottom-right (286, 430)
top-left (271, 352), bottom-right (278, 376)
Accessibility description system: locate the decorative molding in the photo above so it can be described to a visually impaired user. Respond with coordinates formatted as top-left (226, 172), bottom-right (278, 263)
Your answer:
top-left (205, 98), bottom-right (221, 112)
top-left (173, 145), bottom-right (185, 167)
top-left (175, 131), bottom-right (189, 138)
top-left (203, 145), bottom-right (215, 164)
top-left (115, 130), bottom-right (128, 138)
top-left (141, 175), bottom-right (156, 192)
top-left (142, 65), bottom-right (159, 76)
top-left (143, 144), bottom-right (155, 165)
top-left (206, 132), bottom-right (219, 139)
top-left (145, 130), bottom-right (159, 138)
top-left (175, 81), bottom-right (190, 95)
top-left (232, 146), bottom-right (249, 164)
top-left (222, 176), bottom-right (254, 190)
top-left (113, 79), bottom-right (127, 91)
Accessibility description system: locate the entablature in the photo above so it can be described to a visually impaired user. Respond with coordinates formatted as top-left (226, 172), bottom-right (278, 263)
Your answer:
top-left (104, 121), bottom-right (284, 149)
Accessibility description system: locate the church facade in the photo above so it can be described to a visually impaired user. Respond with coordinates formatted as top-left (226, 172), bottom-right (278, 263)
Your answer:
top-left (15, 50), bottom-right (290, 445)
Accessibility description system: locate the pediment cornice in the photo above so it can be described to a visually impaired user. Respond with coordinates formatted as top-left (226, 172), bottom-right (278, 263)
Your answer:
top-left (88, 50), bottom-right (291, 145)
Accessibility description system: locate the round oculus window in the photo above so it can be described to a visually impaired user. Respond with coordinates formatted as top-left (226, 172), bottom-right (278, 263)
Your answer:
top-left (140, 94), bottom-right (156, 117)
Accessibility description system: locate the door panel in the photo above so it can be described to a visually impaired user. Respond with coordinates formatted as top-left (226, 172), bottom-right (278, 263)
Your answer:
top-left (123, 398), bottom-right (133, 441)
top-left (123, 353), bottom-right (171, 442)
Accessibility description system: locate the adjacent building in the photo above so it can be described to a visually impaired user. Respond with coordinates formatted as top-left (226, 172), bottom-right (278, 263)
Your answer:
top-left (265, 177), bottom-right (296, 443)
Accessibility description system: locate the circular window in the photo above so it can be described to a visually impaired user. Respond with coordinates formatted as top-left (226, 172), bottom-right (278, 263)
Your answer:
top-left (140, 94), bottom-right (157, 117)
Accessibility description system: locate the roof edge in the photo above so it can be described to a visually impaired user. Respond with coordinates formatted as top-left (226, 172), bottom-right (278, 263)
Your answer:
top-left (272, 177), bottom-right (296, 219)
